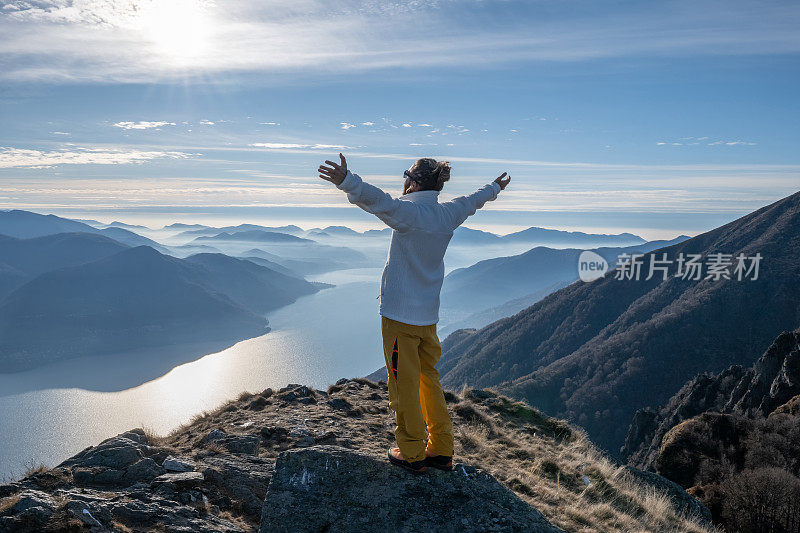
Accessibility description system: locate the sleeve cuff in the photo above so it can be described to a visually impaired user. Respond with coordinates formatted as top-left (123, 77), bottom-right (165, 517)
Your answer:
top-left (337, 170), bottom-right (359, 192)
top-left (490, 181), bottom-right (501, 197)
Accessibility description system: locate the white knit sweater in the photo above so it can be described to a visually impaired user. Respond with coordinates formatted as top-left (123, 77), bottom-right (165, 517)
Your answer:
top-left (337, 170), bottom-right (502, 325)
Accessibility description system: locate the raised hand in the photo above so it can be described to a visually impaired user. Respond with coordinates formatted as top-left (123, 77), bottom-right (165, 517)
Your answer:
top-left (494, 172), bottom-right (511, 190)
top-left (318, 153), bottom-right (348, 186)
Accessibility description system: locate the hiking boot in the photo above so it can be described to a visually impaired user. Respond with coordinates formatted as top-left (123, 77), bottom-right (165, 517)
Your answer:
top-left (388, 448), bottom-right (427, 475)
top-left (424, 453), bottom-right (453, 471)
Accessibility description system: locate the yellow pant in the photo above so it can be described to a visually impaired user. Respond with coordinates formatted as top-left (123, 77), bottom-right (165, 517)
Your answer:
top-left (381, 315), bottom-right (454, 463)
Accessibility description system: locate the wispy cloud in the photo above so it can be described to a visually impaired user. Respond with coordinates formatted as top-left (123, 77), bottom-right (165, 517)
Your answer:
top-left (114, 121), bottom-right (176, 130)
top-left (0, 146), bottom-right (194, 168)
top-left (657, 136), bottom-right (757, 147)
top-left (249, 142), bottom-right (350, 150)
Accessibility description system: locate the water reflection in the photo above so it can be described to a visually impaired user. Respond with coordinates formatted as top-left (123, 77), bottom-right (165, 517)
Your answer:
top-left (0, 268), bottom-right (383, 478)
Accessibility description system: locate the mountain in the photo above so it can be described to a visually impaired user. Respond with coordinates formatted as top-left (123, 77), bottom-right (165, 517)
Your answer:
top-left (165, 243), bottom-right (224, 258)
top-left (439, 191), bottom-right (800, 455)
top-left (438, 280), bottom-right (572, 338)
top-left (195, 231), bottom-right (367, 265)
top-left (363, 228), bottom-right (392, 237)
top-left (0, 233), bottom-right (128, 299)
top-left (0, 209), bottom-right (99, 238)
top-left (0, 381), bottom-right (711, 533)
top-left (241, 247), bottom-right (284, 261)
top-left (316, 225), bottom-right (360, 236)
top-left (97, 226), bottom-right (169, 252)
top-left (622, 328), bottom-right (800, 470)
top-left (441, 237), bottom-right (689, 314)
top-left (183, 253), bottom-right (319, 313)
top-left (238, 256), bottom-right (298, 277)
top-left (242, 248), bottom-right (349, 277)
top-left (192, 230), bottom-right (311, 244)
top-left (0, 210), bottom-right (169, 253)
top-left (450, 227), bottom-right (502, 245)
top-left (174, 224), bottom-right (305, 239)
top-left (620, 329), bottom-right (800, 532)
top-left (163, 223), bottom-right (211, 230)
top-left (106, 221), bottom-right (149, 230)
top-left (502, 227), bottom-right (646, 247)
top-left (72, 218), bottom-right (104, 226)
top-left (0, 246), bottom-right (325, 372)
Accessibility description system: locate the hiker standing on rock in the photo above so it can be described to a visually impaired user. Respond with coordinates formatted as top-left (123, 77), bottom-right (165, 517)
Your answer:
top-left (319, 154), bottom-right (510, 473)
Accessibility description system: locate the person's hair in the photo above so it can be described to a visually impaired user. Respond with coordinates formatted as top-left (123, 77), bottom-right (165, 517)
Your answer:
top-left (409, 158), bottom-right (451, 191)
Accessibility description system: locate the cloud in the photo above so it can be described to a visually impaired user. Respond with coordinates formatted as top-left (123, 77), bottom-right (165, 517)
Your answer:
top-left (709, 140), bottom-right (757, 146)
top-left (2, 1), bottom-right (799, 83)
top-left (360, 121), bottom-right (374, 126)
top-left (402, 123), bottom-right (412, 128)
top-left (260, 122), bottom-right (280, 125)
top-left (51, 131), bottom-right (70, 135)
top-left (114, 121), bottom-right (176, 130)
top-left (199, 119), bottom-right (214, 125)
top-left (658, 137), bottom-right (757, 147)
top-left (340, 122), bottom-right (356, 130)
top-left (0, 146), bottom-right (194, 168)
top-left (249, 143), bottom-right (350, 150)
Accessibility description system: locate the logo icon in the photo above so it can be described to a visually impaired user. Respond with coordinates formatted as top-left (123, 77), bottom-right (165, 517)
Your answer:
top-left (578, 250), bottom-right (609, 282)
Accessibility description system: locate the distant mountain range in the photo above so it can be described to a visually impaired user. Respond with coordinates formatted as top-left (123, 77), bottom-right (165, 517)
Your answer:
top-left (106, 221), bottom-right (149, 230)
top-left (193, 230), bottom-right (312, 244)
top-left (0, 210), bottom-right (169, 252)
top-left (165, 218), bottom-right (646, 248)
top-left (441, 237), bottom-right (689, 315)
top-left (439, 190), bottom-right (800, 454)
top-left (188, 229), bottom-right (367, 264)
top-left (173, 224), bottom-right (305, 239)
top-left (502, 227), bottom-right (645, 247)
top-left (0, 232), bottom-right (325, 372)
top-left (0, 232), bottom-right (128, 299)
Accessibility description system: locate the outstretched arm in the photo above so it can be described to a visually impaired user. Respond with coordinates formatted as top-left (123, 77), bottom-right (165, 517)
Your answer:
top-left (443, 172), bottom-right (511, 230)
top-left (319, 154), bottom-right (418, 232)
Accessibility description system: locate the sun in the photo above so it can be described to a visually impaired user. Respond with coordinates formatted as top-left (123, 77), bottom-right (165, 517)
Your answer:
top-left (136, 0), bottom-right (212, 65)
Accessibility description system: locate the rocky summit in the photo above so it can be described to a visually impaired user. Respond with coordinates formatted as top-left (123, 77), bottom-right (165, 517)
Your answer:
top-left (0, 379), bottom-right (712, 532)
top-left (260, 445), bottom-right (561, 533)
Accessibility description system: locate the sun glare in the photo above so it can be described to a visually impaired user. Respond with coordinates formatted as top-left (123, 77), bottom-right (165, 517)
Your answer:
top-left (136, 0), bottom-right (212, 65)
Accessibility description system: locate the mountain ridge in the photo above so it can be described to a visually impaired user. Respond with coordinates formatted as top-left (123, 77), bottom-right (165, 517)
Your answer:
top-left (440, 190), bottom-right (800, 454)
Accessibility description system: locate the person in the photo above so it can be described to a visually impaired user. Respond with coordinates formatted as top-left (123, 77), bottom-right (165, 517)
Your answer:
top-left (318, 154), bottom-right (511, 474)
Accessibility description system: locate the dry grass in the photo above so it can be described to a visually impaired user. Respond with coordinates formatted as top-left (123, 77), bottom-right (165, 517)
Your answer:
top-left (451, 388), bottom-right (717, 533)
top-left (23, 463), bottom-right (48, 478)
top-left (0, 494), bottom-right (20, 514)
top-left (140, 425), bottom-right (167, 446)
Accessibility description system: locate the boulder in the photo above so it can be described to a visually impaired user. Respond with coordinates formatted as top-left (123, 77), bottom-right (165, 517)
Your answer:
top-left (259, 445), bottom-right (563, 533)
top-left (201, 429), bottom-right (259, 455)
top-left (151, 472), bottom-right (205, 491)
top-left (0, 489), bottom-right (57, 531)
top-left (164, 456), bottom-right (197, 472)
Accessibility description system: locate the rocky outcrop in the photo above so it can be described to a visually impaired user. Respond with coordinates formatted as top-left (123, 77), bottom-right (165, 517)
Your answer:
top-left (622, 329), bottom-right (800, 468)
top-left (260, 445), bottom-right (562, 533)
top-left (0, 381), bottom-right (713, 533)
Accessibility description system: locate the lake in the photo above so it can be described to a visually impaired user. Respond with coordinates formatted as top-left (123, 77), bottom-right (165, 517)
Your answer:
top-left (0, 268), bottom-right (387, 479)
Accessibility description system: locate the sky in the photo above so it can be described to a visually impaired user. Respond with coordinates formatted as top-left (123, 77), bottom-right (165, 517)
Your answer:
top-left (0, 0), bottom-right (798, 239)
